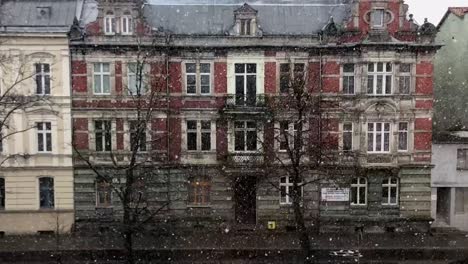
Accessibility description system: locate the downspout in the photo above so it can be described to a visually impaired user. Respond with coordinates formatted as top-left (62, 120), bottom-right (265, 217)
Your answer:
top-left (165, 45), bottom-right (171, 212)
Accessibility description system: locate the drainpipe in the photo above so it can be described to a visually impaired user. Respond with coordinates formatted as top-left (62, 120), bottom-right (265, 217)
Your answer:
top-left (165, 47), bottom-right (171, 212)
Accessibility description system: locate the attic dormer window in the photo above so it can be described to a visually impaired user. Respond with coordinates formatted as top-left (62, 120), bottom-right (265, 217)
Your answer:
top-left (121, 12), bottom-right (133, 35)
top-left (240, 19), bottom-right (252, 36)
top-left (371, 9), bottom-right (385, 28)
top-left (233, 3), bottom-right (259, 37)
top-left (104, 12), bottom-right (116, 35)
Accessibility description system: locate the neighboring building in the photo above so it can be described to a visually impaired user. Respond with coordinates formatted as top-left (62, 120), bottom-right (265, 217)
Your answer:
top-left (0, 1), bottom-right (77, 234)
top-left (71, 0), bottom-right (438, 233)
top-left (431, 8), bottom-right (468, 232)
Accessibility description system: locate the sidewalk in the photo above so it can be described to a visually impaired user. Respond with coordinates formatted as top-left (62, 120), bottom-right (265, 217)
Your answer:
top-left (0, 231), bottom-right (467, 262)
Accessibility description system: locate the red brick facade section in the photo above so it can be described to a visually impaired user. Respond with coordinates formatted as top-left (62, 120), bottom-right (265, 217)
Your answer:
top-left (415, 100), bottom-right (433, 109)
top-left (307, 62), bottom-right (320, 93)
top-left (415, 118), bottom-right (432, 131)
top-left (214, 62), bottom-right (227, 94)
top-left (414, 132), bottom-right (432, 151)
top-left (416, 62), bottom-right (434, 75)
top-left (264, 62), bottom-right (276, 94)
top-left (168, 118), bottom-right (181, 161)
top-left (323, 62), bottom-right (340, 75)
top-left (322, 77), bottom-right (340, 93)
top-left (216, 120), bottom-right (228, 160)
top-left (85, 21), bottom-right (100, 36)
top-left (169, 62), bottom-right (182, 93)
top-left (116, 118), bottom-right (124, 150)
top-left (415, 77), bottom-right (433, 95)
top-left (72, 60), bottom-right (87, 93)
top-left (73, 118), bottom-right (89, 150)
top-left (152, 118), bottom-right (167, 151)
top-left (115, 61), bottom-right (123, 95)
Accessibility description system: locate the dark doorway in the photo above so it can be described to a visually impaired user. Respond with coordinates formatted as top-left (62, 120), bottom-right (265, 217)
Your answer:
top-left (234, 177), bottom-right (257, 225)
top-left (437, 187), bottom-right (451, 224)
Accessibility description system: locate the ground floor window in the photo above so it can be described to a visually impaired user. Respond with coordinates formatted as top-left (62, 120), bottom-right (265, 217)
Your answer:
top-left (96, 180), bottom-right (112, 208)
top-left (351, 177), bottom-right (367, 206)
top-left (188, 176), bottom-right (210, 206)
top-left (39, 177), bottom-right (54, 209)
top-left (382, 177), bottom-right (399, 205)
top-left (0, 178), bottom-right (4, 209)
top-left (280, 176), bottom-right (302, 205)
top-left (455, 188), bottom-right (468, 214)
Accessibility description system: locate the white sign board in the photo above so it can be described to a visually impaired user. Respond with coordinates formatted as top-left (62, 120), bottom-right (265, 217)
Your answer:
top-left (321, 188), bottom-right (350, 202)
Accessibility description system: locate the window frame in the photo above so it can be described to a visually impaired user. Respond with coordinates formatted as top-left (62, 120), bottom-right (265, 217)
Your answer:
top-left (278, 121), bottom-right (304, 152)
top-left (382, 177), bottom-right (399, 206)
top-left (121, 15), bottom-right (133, 35)
top-left (96, 180), bottom-right (112, 208)
top-left (342, 122), bottom-right (353, 152)
top-left (95, 120), bottom-right (112, 152)
top-left (0, 178), bottom-right (4, 210)
top-left (457, 149), bottom-right (468, 170)
top-left (129, 120), bottom-right (148, 152)
top-left (127, 63), bottom-right (147, 96)
top-left (93, 63), bottom-right (111, 95)
top-left (239, 19), bottom-right (252, 36)
top-left (188, 176), bottom-right (211, 206)
top-left (39, 177), bottom-right (54, 209)
top-left (398, 122), bottom-right (409, 152)
top-left (234, 63), bottom-right (257, 105)
top-left (399, 63), bottom-right (412, 95)
top-left (370, 9), bottom-right (385, 29)
top-left (37, 122), bottom-right (52, 153)
top-left (185, 120), bottom-right (212, 152)
top-left (184, 62), bottom-right (212, 96)
top-left (35, 63), bottom-right (51, 95)
top-left (234, 120), bottom-right (258, 152)
top-left (367, 122), bottom-right (391, 153)
top-left (350, 177), bottom-right (367, 206)
top-left (279, 62), bottom-right (306, 93)
top-left (342, 63), bottom-right (355, 95)
top-left (104, 14), bottom-right (116, 35)
top-left (279, 176), bottom-right (303, 205)
top-left (367, 62), bottom-right (393, 96)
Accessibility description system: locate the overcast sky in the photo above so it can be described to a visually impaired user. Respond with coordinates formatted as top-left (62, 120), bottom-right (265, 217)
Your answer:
top-left (405, 0), bottom-right (468, 25)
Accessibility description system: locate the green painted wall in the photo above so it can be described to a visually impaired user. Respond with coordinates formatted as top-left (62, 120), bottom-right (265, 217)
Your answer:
top-left (434, 14), bottom-right (468, 131)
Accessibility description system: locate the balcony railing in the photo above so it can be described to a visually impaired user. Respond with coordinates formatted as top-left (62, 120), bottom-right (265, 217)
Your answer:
top-left (225, 94), bottom-right (266, 108)
top-left (227, 152), bottom-right (264, 165)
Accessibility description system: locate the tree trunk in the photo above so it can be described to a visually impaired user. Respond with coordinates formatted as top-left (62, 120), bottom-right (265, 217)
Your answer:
top-left (123, 208), bottom-right (134, 264)
top-left (292, 184), bottom-right (312, 263)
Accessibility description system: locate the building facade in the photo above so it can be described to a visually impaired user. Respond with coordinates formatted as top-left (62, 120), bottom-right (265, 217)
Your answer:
top-left (0, 0), bottom-right (76, 234)
top-left (431, 8), bottom-right (468, 232)
top-left (71, 0), bottom-right (438, 233)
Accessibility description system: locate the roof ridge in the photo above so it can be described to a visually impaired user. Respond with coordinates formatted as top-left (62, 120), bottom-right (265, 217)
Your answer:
top-left (448, 7), bottom-right (468, 18)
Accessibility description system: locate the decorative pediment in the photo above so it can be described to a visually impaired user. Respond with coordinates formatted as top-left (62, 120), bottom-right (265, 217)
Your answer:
top-left (364, 101), bottom-right (397, 115)
top-left (234, 3), bottom-right (257, 15)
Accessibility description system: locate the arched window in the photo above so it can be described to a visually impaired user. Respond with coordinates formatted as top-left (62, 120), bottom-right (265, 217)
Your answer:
top-left (121, 12), bottom-right (133, 35)
top-left (0, 178), bottom-right (5, 209)
top-left (104, 12), bottom-right (115, 35)
top-left (188, 176), bottom-right (210, 205)
top-left (351, 177), bottom-right (367, 206)
top-left (39, 177), bottom-right (54, 209)
top-left (382, 177), bottom-right (399, 205)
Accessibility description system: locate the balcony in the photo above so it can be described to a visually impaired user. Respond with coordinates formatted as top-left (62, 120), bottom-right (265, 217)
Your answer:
top-left (226, 152), bottom-right (264, 166)
top-left (222, 94), bottom-right (269, 116)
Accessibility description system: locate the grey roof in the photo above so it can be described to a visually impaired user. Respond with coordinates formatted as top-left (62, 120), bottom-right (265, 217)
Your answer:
top-left (144, 0), bottom-right (352, 36)
top-left (0, 0), bottom-right (78, 33)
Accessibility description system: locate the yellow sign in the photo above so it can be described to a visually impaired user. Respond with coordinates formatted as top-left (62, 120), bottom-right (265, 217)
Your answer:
top-left (267, 221), bottom-right (276, 230)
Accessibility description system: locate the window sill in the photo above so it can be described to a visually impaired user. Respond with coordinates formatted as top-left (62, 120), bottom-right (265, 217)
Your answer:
top-left (187, 204), bottom-right (211, 208)
top-left (456, 168), bottom-right (468, 171)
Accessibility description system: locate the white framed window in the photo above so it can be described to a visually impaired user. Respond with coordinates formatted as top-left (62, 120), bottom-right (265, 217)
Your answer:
top-left (367, 62), bottom-right (393, 95)
top-left (95, 120), bottom-right (112, 152)
top-left (342, 63), bottom-right (355, 95)
top-left (93, 63), bottom-right (111, 95)
top-left (279, 63), bottom-right (305, 93)
top-left (351, 177), bottom-right (367, 206)
top-left (104, 14), bottom-right (115, 35)
top-left (234, 63), bottom-right (257, 106)
top-left (234, 121), bottom-right (257, 152)
top-left (129, 120), bottom-right (147, 152)
top-left (399, 64), bottom-right (411, 94)
top-left (121, 15), bottom-right (133, 35)
top-left (398, 122), bottom-right (408, 151)
top-left (455, 188), bottom-right (468, 214)
top-left (367, 122), bottom-right (390, 153)
top-left (186, 120), bottom-right (212, 151)
top-left (371, 9), bottom-right (385, 28)
top-left (280, 176), bottom-right (302, 205)
top-left (127, 63), bottom-right (146, 95)
top-left (185, 62), bottom-right (211, 95)
top-left (35, 63), bottom-right (50, 95)
top-left (279, 121), bottom-right (301, 151)
top-left (343, 123), bottom-right (353, 151)
top-left (457, 149), bottom-right (468, 170)
top-left (382, 177), bottom-right (399, 205)
top-left (240, 19), bottom-right (252, 35)
top-left (37, 122), bottom-right (52, 152)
